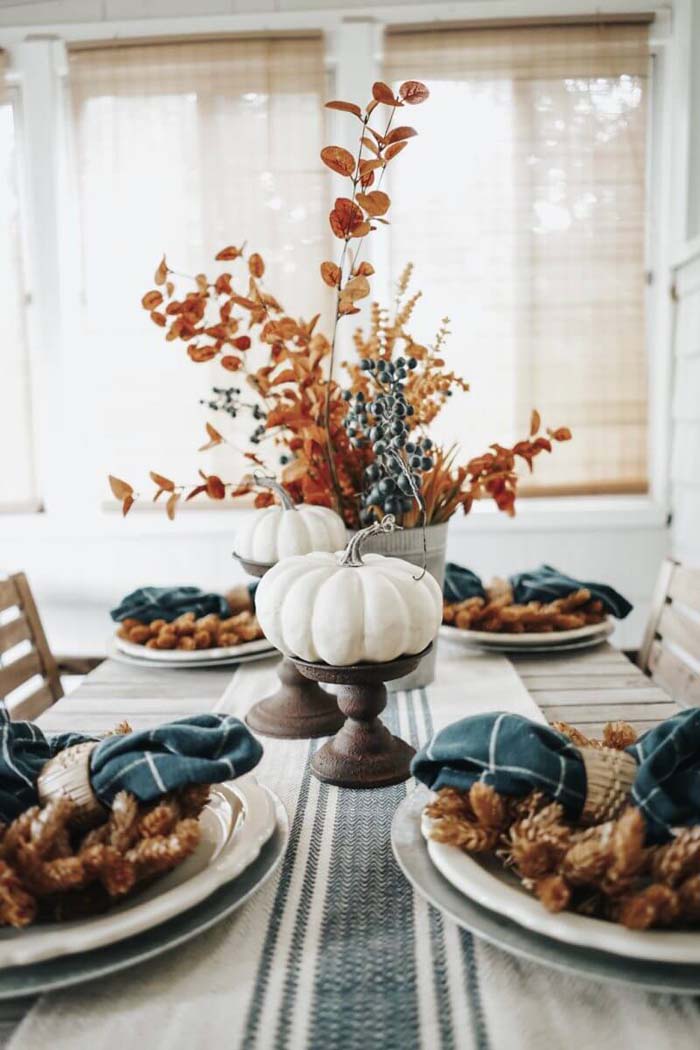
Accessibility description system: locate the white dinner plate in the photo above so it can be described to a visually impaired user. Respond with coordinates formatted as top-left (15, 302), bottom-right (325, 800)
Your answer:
top-left (108, 640), bottom-right (277, 671)
top-left (445, 630), bottom-right (615, 657)
top-left (115, 634), bottom-right (273, 664)
top-left (440, 619), bottom-right (612, 649)
top-left (421, 809), bottom-right (700, 965)
top-left (0, 775), bottom-right (279, 968)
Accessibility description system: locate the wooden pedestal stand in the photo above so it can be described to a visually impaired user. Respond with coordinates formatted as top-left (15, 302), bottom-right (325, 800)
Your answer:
top-left (291, 646), bottom-right (431, 788)
top-left (234, 554), bottom-right (344, 740)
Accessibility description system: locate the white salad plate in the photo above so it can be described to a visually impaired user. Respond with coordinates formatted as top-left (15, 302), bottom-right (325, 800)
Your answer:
top-left (0, 775), bottom-right (279, 968)
top-left (392, 788), bottom-right (700, 995)
top-left (421, 809), bottom-right (700, 965)
top-left (108, 644), bottom-right (277, 672)
top-left (115, 635), bottom-right (274, 664)
top-left (440, 619), bottom-right (613, 652)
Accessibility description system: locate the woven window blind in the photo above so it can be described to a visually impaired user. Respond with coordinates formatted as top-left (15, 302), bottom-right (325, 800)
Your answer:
top-left (68, 37), bottom-right (328, 501)
top-left (0, 51), bottom-right (37, 511)
top-left (384, 23), bottom-right (649, 495)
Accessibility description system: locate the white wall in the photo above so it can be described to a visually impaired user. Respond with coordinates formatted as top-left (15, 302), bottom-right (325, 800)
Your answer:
top-left (671, 246), bottom-right (700, 562)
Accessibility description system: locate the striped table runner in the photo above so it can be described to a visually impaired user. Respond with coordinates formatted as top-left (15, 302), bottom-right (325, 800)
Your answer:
top-left (10, 651), bottom-right (700, 1050)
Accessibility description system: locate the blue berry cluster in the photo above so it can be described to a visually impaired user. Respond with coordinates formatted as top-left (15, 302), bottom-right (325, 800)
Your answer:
top-left (342, 357), bottom-right (434, 524)
top-left (201, 387), bottom-right (267, 445)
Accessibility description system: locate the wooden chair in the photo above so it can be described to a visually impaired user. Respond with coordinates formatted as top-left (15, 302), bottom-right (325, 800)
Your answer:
top-left (638, 558), bottom-right (700, 707)
top-left (0, 573), bottom-right (101, 721)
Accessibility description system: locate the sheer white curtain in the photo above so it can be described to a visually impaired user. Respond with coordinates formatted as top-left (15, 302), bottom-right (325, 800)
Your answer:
top-left (68, 36), bottom-right (329, 502)
top-left (0, 52), bottom-right (37, 511)
top-left (384, 22), bottom-right (649, 494)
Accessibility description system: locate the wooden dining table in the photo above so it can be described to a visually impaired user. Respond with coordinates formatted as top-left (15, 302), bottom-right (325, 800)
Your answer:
top-left (1, 640), bottom-right (692, 1050)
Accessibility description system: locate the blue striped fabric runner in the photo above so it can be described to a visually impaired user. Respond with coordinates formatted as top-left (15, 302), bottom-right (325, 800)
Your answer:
top-left (238, 689), bottom-right (488, 1050)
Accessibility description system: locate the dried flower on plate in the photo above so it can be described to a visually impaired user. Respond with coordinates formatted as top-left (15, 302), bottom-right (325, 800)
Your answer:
top-left (0, 785), bottom-right (210, 928)
top-left (423, 722), bottom-right (700, 930)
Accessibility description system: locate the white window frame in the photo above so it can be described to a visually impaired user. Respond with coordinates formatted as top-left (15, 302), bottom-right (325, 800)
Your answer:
top-left (0, 0), bottom-right (690, 543)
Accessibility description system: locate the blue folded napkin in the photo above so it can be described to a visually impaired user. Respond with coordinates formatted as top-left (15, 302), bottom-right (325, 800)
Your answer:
top-left (0, 712), bottom-right (263, 823)
top-left (443, 562), bottom-right (632, 618)
top-left (509, 564), bottom-right (632, 618)
top-left (111, 586), bottom-right (230, 623)
top-left (443, 564), bottom-right (486, 604)
top-left (412, 708), bottom-right (700, 842)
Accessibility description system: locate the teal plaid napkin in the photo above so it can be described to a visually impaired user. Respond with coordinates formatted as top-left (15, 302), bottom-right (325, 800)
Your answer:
top-left (0, 712), bottom-right (262, 822)
top-left (412, 708), bottom-right (700, 842)
top-left (443, 562), bottom-right (632, 618)
top-left (111, 586), bottom-right (230, 623)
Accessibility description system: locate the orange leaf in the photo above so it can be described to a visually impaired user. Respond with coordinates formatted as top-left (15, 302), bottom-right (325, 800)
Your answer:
top-left (230, 482), bottom-right (253, 498)
top-left (122, 494), bottom-right (135, 517)
top-left (206, 475), bottom-right (226, 500)
top-left (384, 141), bottom-right (407, 161)
top-left (530, 409), bottom-right (541, 436)
top-left (215, 246), bottom-right (243, 261)
top-left (338, 298), bottom-right (361, 316)
top-left (221, 355), bottom-right (242, 372)
top-left (154, 255), bottom-right (168, 285)
top-left (356, 190), bottom-right (390, 217)
top-left (230, 293), bottom-right (258, 310)
top-left (149, 471), bottom-right (175, 492)
top-left (215, 273), bottom-right (232, 295)
top-left (186, 484), bottom-right (207, 501)
top-left (248, 253), bottom-right (265, 278)
top-left (344, 275), bottom-right (370, 302)
top-left (329, 197), bottom-right (364, 239)
top-left (109, 475), bottom-right (133, 500)
top-left (360, 136), bottom-right (379, 156)
top-left (359, 158), bottom-right (384, 176)
top-left (548, 426), bottom-right (572, 442)
top-left (198, 422), bottom-right (224, 452)
top-left (166, 280), bottom-right (175, 297)
top-left (320, 261), bottom-right (341, 287)
top-left (320, 146), bottom-right (355, 176)
top-left (254, 491), bottom-right (276, 508)
top-left (349, 221), bottom-right (372, 238)
top-left (233, 335), bottom-right (251, 351)
top-left (399, 80), bottom-right (430, 105)
top-left (385, 125), bottom-right (417, 144)
top-left (141, 290), bottom-right (163, 310)
top-left (188, 345), bottom-right (217, 363)
top-left (324, 100), bottom-right (362, 118)
top-left (166, 492), bottom-right (180, 520)
top-left (150, 310), bottom-right (166, 327)
top-left (372, 81), bottom-right (400, 106)
top-left (271, 368), bottom-right (297, 386)
top-left (354, 261), bottom-right (375, 277)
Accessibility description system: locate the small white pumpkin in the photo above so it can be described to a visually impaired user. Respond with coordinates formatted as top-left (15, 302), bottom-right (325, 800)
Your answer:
top-left (235, 477), bottom-right (346, 565)
top-left (255, 518), bottom-right (442, 665)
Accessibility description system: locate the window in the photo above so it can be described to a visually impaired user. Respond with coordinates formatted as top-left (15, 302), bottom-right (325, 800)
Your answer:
top-left (68, 36), bottom-right (329, 502)
top-left (384, 22), bottom-right (650, 495)
top-left (0, 52), bottom-right (37, 512)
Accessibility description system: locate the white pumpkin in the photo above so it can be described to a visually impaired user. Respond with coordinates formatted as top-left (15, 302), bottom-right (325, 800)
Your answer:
top-left (235, 478), bottom-right (346, 564)
top-left (255, 522), bottom-right (442, 666)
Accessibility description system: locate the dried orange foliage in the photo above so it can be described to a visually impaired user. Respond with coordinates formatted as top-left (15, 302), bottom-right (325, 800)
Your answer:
top-left (111, 78), bottom-right (571, 525)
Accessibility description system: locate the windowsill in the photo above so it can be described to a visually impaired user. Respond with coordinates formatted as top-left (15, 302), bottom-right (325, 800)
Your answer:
top-left (0, 494), bottom-right (668, 541)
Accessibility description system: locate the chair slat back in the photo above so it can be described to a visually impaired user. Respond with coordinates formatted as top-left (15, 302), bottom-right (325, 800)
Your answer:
top-left (0, 574), bottom-right (63, 719)
top-left (639, 559), bottom-right (700, 706)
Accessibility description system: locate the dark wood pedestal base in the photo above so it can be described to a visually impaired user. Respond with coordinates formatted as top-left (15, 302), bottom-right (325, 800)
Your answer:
top-left (292, 646), bottom-right (431, 788)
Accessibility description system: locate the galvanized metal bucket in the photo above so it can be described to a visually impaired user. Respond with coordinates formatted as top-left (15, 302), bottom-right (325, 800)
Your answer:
top-left (354, 522), bottom-right (448, 690)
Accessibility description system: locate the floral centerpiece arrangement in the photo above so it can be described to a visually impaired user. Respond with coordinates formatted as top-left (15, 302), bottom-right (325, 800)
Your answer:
top-left (109, 78), bottom-right (570, 528)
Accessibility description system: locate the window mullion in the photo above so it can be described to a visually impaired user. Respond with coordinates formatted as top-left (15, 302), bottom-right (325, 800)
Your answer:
top-left (10, 39), bottom-right (70, 519)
